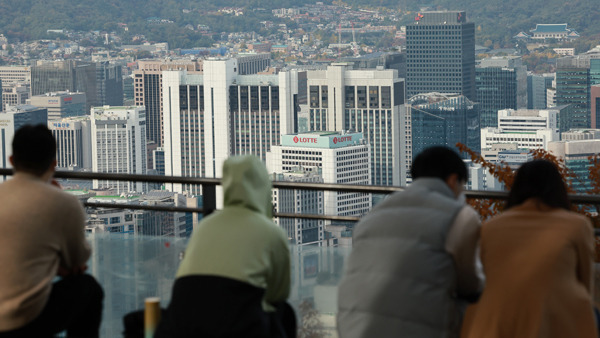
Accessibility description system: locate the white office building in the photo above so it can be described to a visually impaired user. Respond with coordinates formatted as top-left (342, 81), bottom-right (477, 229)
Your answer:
top-left (91, 106), bottom-right (147, 193)
top-left (29, 91), bottom-right (87, 120)
top-left (0, 105), bottom-right (47, 170)
top-left (481, 109), bottom-right (560, 151)
top-left (272, 169), bottom-right (324, 246)
top-left (48, 116), bottom-right (92, 170)
top-left (305, 63), bottom-right (405, 186)
top-left (267, 132), bottom-right (371, 234)
top-left (162, 58), bottom-right (300, 194)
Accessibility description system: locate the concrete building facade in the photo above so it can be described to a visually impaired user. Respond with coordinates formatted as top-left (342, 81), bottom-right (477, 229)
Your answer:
top-left (91, 106), bottom-right (147, 193)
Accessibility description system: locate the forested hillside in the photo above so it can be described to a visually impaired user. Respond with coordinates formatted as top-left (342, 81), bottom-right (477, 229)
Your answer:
top-left (1, 0), bottom-right (598, 49)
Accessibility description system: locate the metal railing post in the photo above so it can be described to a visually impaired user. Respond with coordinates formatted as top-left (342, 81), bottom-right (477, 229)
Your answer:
top-left (203, 184), bottom-right (216, 217)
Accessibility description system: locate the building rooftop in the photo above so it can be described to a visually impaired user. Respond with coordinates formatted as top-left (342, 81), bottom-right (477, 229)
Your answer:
top-left (531, 24), bottom-right (570, 33)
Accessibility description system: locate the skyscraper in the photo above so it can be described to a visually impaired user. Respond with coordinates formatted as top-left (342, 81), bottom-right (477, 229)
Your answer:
top-left (267, 131), bottom-right (371, 245)
top-left (162, 59), bottom-right (299, 194)
top-left (527, 73), bottom-right (554, 109)
top-left (305, 64), bottom-right (405, 186)
top-left (96, 61), bottom-right (123, 106)
top-left (31, 60), bottom-right (98, 112)
top-left (476, 56), bottom-right (527, 128)
top-left (406, 11), bottom-right (475, 100)
top-left (91, 106), bottom-right (147, 193)
top-left (556, 57), bottom-right (591, 130)
top-left (133, 59), bottom-right (203, 147)
top-left (407, 92), bottom-right (479, 166)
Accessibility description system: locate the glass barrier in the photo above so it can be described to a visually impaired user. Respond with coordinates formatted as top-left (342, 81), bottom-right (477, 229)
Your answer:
top-left (87, 233), bottom-right (351, 337)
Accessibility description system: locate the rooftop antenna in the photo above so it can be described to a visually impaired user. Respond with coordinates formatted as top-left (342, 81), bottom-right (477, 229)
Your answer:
top-left (338, 23), bottom-right (342, 57)
top-left (351, 22), bottom-right (359, 56)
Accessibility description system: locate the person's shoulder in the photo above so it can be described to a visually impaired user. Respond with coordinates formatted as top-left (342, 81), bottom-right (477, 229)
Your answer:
top-left (42, 185), bottom-right (84, 211)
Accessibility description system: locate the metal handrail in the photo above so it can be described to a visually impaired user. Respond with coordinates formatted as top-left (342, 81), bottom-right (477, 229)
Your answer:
top-left (2, 169), bottom-right (600, 224)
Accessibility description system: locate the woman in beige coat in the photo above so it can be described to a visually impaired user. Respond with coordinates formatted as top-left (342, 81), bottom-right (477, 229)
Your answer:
top-left (461, 159), bottom-right (597, 338)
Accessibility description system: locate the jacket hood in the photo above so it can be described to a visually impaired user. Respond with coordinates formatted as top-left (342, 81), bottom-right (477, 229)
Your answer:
top-left (222, 155), bottom-right (273, 217)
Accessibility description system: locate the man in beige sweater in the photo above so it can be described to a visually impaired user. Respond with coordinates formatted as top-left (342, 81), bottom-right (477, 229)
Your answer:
top-left (0, 125), bottom-right (103, 337)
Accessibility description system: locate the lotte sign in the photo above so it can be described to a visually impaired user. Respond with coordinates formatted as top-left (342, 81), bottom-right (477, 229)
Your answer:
top-left (333, 136), bottom-right (352, 144)
top-left (293, 136), bottom-right (317, 144)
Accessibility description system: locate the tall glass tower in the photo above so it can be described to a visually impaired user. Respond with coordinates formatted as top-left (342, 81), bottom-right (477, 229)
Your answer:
top-left (406, 11), bottom-right (476, 101)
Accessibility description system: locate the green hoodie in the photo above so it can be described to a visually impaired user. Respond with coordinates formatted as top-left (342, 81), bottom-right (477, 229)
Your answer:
top-left (176, 155), bottom-right (291, 310)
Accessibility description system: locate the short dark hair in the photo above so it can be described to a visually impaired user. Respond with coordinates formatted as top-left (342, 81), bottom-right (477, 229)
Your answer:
top-left (411, 146), bottom-right (468, 182)
top-left (506, 159), bottom-right (570, 210)
top-left (12, 124), bottom-right (56, 176)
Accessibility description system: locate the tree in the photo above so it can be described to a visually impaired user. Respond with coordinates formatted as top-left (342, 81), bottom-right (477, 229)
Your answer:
top-left (457, 143), bottom-right (600, 260)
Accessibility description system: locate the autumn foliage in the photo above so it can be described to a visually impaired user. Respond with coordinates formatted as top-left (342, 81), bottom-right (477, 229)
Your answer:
top-left (457, 143), bottom-right (600, 261)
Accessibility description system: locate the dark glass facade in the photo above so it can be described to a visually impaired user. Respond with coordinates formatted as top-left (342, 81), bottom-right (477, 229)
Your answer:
top-left (406, 11), bottom-right (476, 101)
top-left (409, 94), bottom-right (480, 159)
top-left (556, 67), bottom-right (590, 130)
top-left (476, 67), bottom-right (518, 128)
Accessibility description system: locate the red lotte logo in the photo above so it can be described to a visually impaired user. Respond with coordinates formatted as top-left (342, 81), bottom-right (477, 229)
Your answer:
top-left (333, 136), bottom-right (352, 144)
top-left (293, 136), bottom-right (317, 144)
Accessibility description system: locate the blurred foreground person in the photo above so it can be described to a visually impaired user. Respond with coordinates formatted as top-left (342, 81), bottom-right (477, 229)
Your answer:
top-left (461, 159), bottom-right (597, 338)
top-left (0, 125), bottom-right (103, 338)
top-left (337, 146), bottom-right (482, 338)
top-left (155, 155), bottom-right (294, 338)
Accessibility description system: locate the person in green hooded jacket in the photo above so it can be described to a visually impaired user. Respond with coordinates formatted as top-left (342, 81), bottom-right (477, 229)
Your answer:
top-left (155, 155), bottom-right (294, 338)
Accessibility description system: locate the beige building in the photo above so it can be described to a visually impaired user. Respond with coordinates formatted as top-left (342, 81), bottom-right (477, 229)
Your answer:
top-left (2, 84), bottom-right (29, 111)
top-left (0, 66), bottom-right (31, 87)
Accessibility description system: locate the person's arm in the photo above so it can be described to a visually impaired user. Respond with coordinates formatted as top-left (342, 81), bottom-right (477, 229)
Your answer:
top-left (58, 197), bottom-right (91, 276)
top-left (445, 205), bottom-right (483, 301)
top-left (575, 216), bottom-right (594, 294)
top-left (264, 230), bottom-right (291, 306)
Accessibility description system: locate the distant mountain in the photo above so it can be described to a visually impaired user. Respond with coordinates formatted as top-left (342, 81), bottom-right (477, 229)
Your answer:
top-left (0, 0), bottom-right (598, 49)
top-left (352, 0), bottom-right (600, 47)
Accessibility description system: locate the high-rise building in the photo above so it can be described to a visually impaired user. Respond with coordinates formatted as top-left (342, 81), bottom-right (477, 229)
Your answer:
top-left (556, 56), bottom-right (591, 130)
top-left (133, 59), bottom-right (203, 147)
top-left (305, 64), bottom-right (405, 186)
top-left (527, 73), bottom-right (554, 109)
top-left (48, 116), bottom-right (92, 170)
top-left (29, 91), bottom-right (86, 120)
top-left (476, 56), bottom-right (527, 128)
top-left (2, 84), bottom-right (29, 111)
top-left (590, 59), bottom-right (600, 86)
top-left (272, 169), bottom-right (324, 246)
top-left (31, 60), bottom-right (97, 112)
top-left (592, 85), bottom-right (600, 128)
top-left (91, 106), bottom-right (147, 193)
top-left (480, 109), bottom-right (560, 152)
top-left (405, 93), bottom-right (479, 177)
top-left (123, 76), bottom-right (134, 105)
top-left (406, 11), bottom-right (476, 100)
top-left (0, 105), bottom-right (47, 169)
top-left (96, 61), bottom-right (123, 106)
top-left (0, 66), bottom-right (30, 87)
top-left (267, 132), bottom-right (371, 245)
top-left (162, 59), bottom-right (300, 194)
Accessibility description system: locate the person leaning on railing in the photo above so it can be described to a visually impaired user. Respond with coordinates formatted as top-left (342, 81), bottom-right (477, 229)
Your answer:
top-left (153, 155), bottom-right (295, 337)
top-left (337, 146), bottom-right (483, 338)
top-left (0, 124), bottom-right (103, 338)
top-left (461, 159), bottom-right (597, 338)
